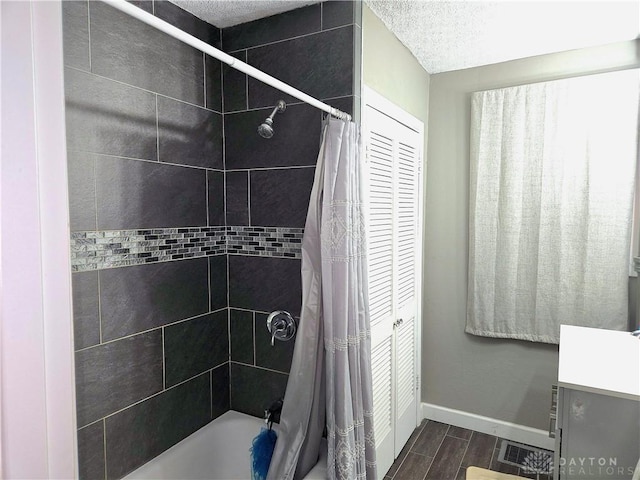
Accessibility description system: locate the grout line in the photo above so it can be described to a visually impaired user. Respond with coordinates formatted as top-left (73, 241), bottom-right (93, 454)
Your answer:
top-left (97, 270), bottom-right (103, 344)
top-left (102, 418), bottom-right (107, 480)
top-left (456, 434), bottom-right (472, 478)
top-left (94, 150), bottom-right (103, 344)
top-left (205, 170), bottom-right (210, 227)
top-left (209, 369), bottom-right (213, 419)
top-left (423, 432), bottom-right (448, 479)
top-left (71, 253), bottom-right (225, 276)
top-left (227, 359), bottom-right (233, 409)
top-left (220, 58), bottom-right (226, 113)
top-left (230, 360), bottom-right (288, 376)
top-left (229, 306), bottom-right (274, 316)
top-left (244, 51), bottom-right (249, 111)
top-left (203, 52), bottom-right (207, 109)
top-left (161, 327), bottom-right (166, 389)
top-left (252, 311), bottom-right (256, 365)
top-left (320, 1), bottom-right (323, 31)
top-left (75, 308), bottom-right (228, 353)
top-left (92, 150), bottom-right (99, 234)
top-left (64, 66), bottom-right (223, 114)
top-left (66, 148), bottom-right (224, 173)
top-left (225, 251), bottom-right (230, 315)
top-left (228, 23), bottom-right (351, 55)
top-left (155, 94), bottom-right (160, 161)
top-left (247, 171), bottom-right (251, 225)
top-left (220, 66), bottom-right (227, 172)
top-left (87, 368), bottom-right (224, 429)
top-left (207, 256), bottom-right (212, 312)
top-left (227, 165), bottom-right (316, 173)
top-left (86, 0), bottom-right (92, 72)
top-left (72, 224), bottom-right (227, 234)
top-left (223, 93), bottom-right (353, 115)
top-left (227, 307), bottom-right (231, 360)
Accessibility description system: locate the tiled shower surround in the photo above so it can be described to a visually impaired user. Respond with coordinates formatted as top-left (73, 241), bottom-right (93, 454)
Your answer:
top-left (63, 1), bottom-right (360, 478)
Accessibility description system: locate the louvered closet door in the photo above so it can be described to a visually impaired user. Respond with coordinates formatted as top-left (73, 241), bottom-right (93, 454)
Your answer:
top-left (366, 115), bottom-right (397, 477)
top-left (364, 95), bottom-right (423, 479)
top-left (393, 129), bottom-right (420, 456)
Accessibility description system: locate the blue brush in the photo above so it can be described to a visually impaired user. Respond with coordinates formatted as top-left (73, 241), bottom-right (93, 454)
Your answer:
top-left (250, 427), bottom-right (277, 480)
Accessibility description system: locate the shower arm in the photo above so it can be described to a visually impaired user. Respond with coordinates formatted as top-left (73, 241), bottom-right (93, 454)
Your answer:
top-left (266, 101), bottom-right (286, 122)
top-left (103, 0), bottom-right (352, 122)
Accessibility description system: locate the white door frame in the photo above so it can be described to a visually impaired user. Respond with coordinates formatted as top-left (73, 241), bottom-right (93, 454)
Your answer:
top-left (362, 86), bottom-right (425, 469)
top-left (1, 1), bottom-right (77, 478)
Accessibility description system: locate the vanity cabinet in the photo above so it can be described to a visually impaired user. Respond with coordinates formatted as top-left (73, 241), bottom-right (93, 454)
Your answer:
top-left (553, 325), bottom-right (640, 480)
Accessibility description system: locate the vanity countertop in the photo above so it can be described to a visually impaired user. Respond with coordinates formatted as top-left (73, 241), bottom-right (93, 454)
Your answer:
top-left (558, 325), bottom-right (640, 401)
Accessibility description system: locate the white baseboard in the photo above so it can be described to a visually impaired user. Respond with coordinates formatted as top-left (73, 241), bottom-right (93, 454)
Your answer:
top-left (421, 403), bottom-right (555, 451)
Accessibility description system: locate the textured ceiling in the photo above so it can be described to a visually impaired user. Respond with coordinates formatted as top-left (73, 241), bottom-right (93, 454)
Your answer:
top-left (171, 0), bottom-right (318, 28)
top-left (367, 1), bottom-right (640, 73)
top-left (172, 0), bottom-right (640, 74)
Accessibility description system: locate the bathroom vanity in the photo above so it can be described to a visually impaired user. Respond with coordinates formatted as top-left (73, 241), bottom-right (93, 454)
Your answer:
top-left (553, 325), bottom-right (640, 480)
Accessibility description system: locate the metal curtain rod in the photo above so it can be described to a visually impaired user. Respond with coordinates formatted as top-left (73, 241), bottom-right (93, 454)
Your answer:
top-left (103, 0), bottom-right (352, 122)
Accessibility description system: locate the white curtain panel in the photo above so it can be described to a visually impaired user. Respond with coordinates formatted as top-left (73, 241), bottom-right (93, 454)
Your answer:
top-left (320, 118), bottom-right (376, 480)
top-left (267, 118), bottom-right (376, 480)
top-left (467, 69), bottom-right (639, 343)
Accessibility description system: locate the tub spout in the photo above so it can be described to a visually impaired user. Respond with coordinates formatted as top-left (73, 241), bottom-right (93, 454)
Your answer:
top-left (264, 398), bottom-right (283, 428)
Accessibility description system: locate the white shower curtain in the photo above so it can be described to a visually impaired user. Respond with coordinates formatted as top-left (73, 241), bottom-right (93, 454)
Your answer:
top-left (267, 118), bottom-right (376, 480)
top-left (466, 69), bottom-right (639, 343)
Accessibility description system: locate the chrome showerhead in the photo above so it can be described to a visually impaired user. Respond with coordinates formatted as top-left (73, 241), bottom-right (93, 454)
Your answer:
top-left (258, 117), bottom-right (274, 139)
top-left (258, 100), bottom-right (286, 139)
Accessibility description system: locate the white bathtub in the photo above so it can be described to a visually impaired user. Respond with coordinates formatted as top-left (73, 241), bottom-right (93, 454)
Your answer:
top-left (124, 410), bottom-right (327, 480)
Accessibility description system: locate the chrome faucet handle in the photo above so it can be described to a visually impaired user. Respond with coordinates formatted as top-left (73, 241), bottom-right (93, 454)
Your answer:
top-left (271, 324), bottom-right (284, 346)
top-left (267, 310), bottom-right (297, 347)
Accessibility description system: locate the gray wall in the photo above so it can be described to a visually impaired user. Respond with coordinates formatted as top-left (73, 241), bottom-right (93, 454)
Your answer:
top-left (361, 5), bottom-right (430, 138)
top-left (424, 39), bottom-right (640, 429)
top-left (64, 1), bottom-right (359, 478)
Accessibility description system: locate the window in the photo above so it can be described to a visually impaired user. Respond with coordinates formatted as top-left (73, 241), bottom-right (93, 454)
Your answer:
top-left (466, 69), bottom-right (639, 343)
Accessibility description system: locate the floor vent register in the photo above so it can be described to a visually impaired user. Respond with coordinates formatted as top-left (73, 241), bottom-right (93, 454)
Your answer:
top-left (497, 440), bottom-right (553, 476)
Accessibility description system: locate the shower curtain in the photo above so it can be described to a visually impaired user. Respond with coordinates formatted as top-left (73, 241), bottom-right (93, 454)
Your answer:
top-left (267, 118), bottom-right (377, 480)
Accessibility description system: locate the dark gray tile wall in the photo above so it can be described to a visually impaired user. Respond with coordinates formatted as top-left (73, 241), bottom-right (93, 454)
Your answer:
top-left (104, 373), bottom-right (213, 479)
top-left (228, 255), bottom-right (303, 315)
top-left (77, 421), bottom-right (105, 480)
top-left (71, 271), bottom-right (100, 349)
top-left (63, 2), bottom-right (227, 479)
top-left (90, 1), bottom-right (207, 106)
top-left (230, 363), bottom-right (289, 418)
top-left (164, 311), bottom-right (229, 387)
top-left (75, 330), bottom-right (164, 427)
top-left (64, 0), bottom-right (359, 477)
top-left (99, 258), bottom-right (210, 341)
top-left (222, 1), bottom-right (359, 417)
top-left (95, 155), bottom-right (208, 230)
top-left (157, 97), bottom-right (223, 169)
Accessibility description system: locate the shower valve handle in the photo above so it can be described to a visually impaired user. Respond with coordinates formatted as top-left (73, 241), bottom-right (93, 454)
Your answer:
top-left (267, 310), bottom-right (297, 346)
top-left (271, 324), bottom-right (285, 346)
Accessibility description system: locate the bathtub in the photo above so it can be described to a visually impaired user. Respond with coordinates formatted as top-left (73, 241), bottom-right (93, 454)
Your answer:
top-left (124, 410), bottom-right (327, 480)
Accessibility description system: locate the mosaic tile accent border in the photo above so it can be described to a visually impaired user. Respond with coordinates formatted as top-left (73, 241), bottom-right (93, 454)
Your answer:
top-left (227, 226), bottom-right (303, 258)
top-left (70, 226), bottom-right (303, 271)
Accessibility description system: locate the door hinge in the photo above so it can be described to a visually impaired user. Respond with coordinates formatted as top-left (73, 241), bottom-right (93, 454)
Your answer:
top-left (415, 374), bottom-right (420, 392)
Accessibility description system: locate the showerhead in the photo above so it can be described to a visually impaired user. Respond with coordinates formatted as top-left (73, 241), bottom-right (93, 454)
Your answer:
top-left (258, 100), bottom-right (286, 139)
top-left (258, 117), bottom-right (274, 139)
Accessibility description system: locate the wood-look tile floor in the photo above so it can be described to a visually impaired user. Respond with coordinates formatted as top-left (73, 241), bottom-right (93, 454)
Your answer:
top-left (384, 419), bottom-right (553, 480)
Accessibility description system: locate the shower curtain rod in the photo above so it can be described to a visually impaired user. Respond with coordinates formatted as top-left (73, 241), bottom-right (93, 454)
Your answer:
top-left (103, 0), bottom-right (352, 122)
